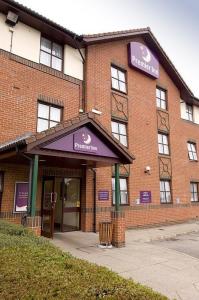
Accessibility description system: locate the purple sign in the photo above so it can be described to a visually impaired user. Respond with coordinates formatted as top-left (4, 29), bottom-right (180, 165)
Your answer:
top-left (43, 126), bottom-right (118, 158)
top-left (140, 191), bottom-right (151, 204)
top-left (14, 182), bottom-right (29, 212)
top-left (128, 42), bottom-right (159, 79)
top-left (98, 190), bottom-right (109, 201)
top-left (74, 130), bottom-right (98, 153)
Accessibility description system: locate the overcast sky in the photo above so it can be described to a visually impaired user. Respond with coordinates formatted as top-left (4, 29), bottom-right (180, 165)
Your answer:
top-left (19, 0), bottom-right (198, 97)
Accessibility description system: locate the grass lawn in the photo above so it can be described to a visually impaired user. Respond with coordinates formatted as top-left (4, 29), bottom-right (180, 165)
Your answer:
top-left (0, 221), bottom-right (168, 300)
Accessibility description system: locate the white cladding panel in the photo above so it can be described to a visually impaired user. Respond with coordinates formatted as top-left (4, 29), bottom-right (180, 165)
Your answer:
top-left (194, 106), bottom-right (199, 124)
top-left (64, 44), bottom-right (84, 80)
top-left (0, 13), bottom-right (12, 51)
top-left (0, 13), bottom-right (41, 62)
top-left (11, 21), bottom-right (40, 62)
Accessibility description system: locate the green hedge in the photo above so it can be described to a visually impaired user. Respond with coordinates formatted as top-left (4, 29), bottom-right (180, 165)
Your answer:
top-left (0, 221), bottom-right (168, 300)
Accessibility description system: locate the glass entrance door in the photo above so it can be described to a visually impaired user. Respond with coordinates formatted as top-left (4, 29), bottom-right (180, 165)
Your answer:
top-left (41, 177), bottom-right (56, 238)
top-left (62, 178), bottom-right (80, 232)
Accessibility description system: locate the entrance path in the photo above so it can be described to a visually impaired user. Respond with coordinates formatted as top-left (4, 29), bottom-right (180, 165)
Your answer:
top-left (52, 221), bottom-right (199, 300)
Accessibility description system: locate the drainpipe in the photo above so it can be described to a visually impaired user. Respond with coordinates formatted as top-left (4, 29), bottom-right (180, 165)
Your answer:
top-left (115, 163), bottom-right (120, 212)
top-left (91, 168), bottom-right (97, 232)
top-left (73, 35), bottom-right (86, 112)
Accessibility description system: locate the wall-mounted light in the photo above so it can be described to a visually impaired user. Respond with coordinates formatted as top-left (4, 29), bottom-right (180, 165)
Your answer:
top-left (144, 166), bottom-right (151, 175)
top-left (6, 11), bottom-right (18, 26)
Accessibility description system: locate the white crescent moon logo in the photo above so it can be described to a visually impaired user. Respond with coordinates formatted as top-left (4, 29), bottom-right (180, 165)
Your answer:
top-left (82, 133), bottom-right (92, 145)
top-left (140, 46), bottom-right (151, 63)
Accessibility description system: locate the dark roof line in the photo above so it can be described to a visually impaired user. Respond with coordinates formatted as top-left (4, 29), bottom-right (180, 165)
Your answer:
top-left (3, 0), bottom-right (83, 42)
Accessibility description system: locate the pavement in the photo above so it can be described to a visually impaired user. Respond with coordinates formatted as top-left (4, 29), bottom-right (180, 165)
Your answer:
top-left (51, 221), bottom-right (199, 300)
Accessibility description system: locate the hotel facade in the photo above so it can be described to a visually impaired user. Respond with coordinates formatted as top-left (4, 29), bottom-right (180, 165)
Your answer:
top-left (0, 0), bottom-right (199, 246)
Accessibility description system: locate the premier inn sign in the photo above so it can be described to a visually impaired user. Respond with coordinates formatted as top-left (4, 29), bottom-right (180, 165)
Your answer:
top-left (128, 42), bottom-right (159, 79)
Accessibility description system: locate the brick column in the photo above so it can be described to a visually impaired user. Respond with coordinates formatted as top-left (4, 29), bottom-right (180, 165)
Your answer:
top-left (24, 216), bottom-right (41, 236)
top-left (111, 211), bottom-right (125, 247)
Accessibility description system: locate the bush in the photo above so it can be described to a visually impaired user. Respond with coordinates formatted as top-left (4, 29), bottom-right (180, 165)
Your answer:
top-left (0, 221), bottom-right (168, 300)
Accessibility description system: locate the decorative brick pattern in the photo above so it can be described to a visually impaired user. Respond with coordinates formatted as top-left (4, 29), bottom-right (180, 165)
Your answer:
top-left (111, 92), bottom-right (128, 121)
top-left (157, 110), bottom-right (170, 132)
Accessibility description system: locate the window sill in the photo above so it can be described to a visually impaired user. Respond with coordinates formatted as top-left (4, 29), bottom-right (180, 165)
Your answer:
top-left (158, 154), bottom-right (170, 158)
top-left (160, 202), bottom-right (172, 205)
top-left (157, 108), bottom-right (169, 114)
top-left (111, 88), bottom-right (127, 96)
top-left (189, 160), bottom-right (198, 162)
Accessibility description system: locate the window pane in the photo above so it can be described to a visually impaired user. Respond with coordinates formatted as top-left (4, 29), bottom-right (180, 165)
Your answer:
top-left (111, 121), bottom-right (119, 133)
top-left (112, 178), bottom-right (115, 190)
top-left (158, 134), bottom-right (162, 143)
top-left (38, 103), bottom-right (49, 119)
top-left (111, 67), bottom-right (118, 78)
top-left (161, 90), bottom-right (166, 100)
top-left (163, 135), bottom-right (168, 144)
top-left (41, 37), bottom-right (51, 53)
top-left (37, 118), bottom-right (48, 132)
top-left (159, 144), bottom-right (164, 154)
top-left (164, 145), bottom-right (169, 155)
top-left (52, 43), bottom-right (62, 58)
top-left (120, 191), bottom-right (128, 204)
top-left (161, 100), bottom-right (166, 110)
top-left (193, 152), bottom-right (198, 160)
top-left (52, 56), bottom-right (62, 71)
top-left (112, 78), bottom-right (119, 90)
top-left (119, 123), bottom-right (126, 135)
top-left (118, 70), bottom-right (125, 82)
top-left (165, 181), bottom-right (170, 191)
top-left (120, 178), bottom-right (127, 190)
top-left (50, 106), bottom-right (61, 122)
top-left (120, 135), bottom-right (127, 147)
top-left (40, 51), bottom-right (51, 67)
top-left (119, 81), bottom-right (126, 93)
top-left (156, 98), bottom-right (161, 108)
top-left (50, 121), bottom-right (58, 128)
top-left (156, 88), bottom-right (161, 98)
top-left (113, 133), bottom-right (119, 140)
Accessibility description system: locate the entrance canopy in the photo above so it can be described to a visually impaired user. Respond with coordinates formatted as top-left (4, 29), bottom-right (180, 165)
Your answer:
top-left (0, 113), bottom-right (135, 167)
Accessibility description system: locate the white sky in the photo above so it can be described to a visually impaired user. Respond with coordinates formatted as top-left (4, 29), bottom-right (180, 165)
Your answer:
top-left (19, 0), bottom-right (199, 97)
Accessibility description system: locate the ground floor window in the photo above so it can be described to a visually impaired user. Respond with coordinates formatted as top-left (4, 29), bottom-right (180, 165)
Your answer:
top-left (190, 182), bottom-right (199, 202)
top-left (112, 177), bottom-right (128, 205)
top-left (160, 180), bottom-right (171, 203)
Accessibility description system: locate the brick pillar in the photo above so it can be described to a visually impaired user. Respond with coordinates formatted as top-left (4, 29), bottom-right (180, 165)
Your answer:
top-left (111, 211), bottom-right (125, 247)
top-left (24, 216), bottom-right (41, 236)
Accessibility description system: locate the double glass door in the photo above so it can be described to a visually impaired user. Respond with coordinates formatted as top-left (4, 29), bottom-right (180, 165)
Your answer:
top-left (41, 177), bottom-right (81, 238)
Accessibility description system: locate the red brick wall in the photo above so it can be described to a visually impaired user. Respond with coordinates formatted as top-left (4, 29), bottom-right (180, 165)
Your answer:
top-left (0, 51), bottom-right (82, 143)
top-left (85, 36), bottom-right (199, 228)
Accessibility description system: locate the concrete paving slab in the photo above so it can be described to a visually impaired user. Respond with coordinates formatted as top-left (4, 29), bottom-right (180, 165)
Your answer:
top-left (51, 221), bottom-right (199, 300)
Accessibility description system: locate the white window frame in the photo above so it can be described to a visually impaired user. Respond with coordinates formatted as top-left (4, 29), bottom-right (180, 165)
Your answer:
top-left (112, 177), bottom-right (128, 205)
top-left (160, 180), bottom-right (171, 203)
top-left (190, 182), bottom-right (199, 202)
top-left (111, 66), bottom-right (127, 93)
top-left (187, 142), bottom-right (198, 161)
top-left (158, 133), bottom-right (169, 155)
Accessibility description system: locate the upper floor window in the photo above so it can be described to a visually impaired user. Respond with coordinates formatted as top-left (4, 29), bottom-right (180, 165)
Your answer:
top-left (40, 37), bottom-right (63, 71)
top-left (111, 66), bottom-right (126, 93)
top-left (190, 182), bottom-right (199, 202)
top-left (156, 87), bottom-right (167, 110)
top-left (112, 177), bottom-right (128, 205)
top-left (37, 102), bottom-right (62, 133)
top-left (111, 120), bottom-right (127, 147)
top-left (158, 133), bottom-right (169, 155)
top-left (160, 180), bottom-right (171, 203)
top-left (187, 142), bottom-right (197, 161)
top-left (185, 104), bottom-right (193, 121)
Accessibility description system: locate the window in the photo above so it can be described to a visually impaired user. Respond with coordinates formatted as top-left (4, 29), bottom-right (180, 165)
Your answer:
top-left (160, 180), bottom-right (171, 203)
top-left (190, 182), bottom-right (198, 202)
top-left (40, 37), bottom-right (63, 71)
top-left (111, 66), bottom-right (126, 93)
top-left (156, 87), bottom-right (167, 110)
top-left (185, 104), bottom-right (193, 121)
top-left (111, 121), bottom-right (127, 147)
top-left (187, 142), bottom-right (197, 161)
top-left (37, 102), bottom-right (62, 132)
top-left (158, 133), bottom-right (169, 155)
top-left (112, 177), bottom-right (128, 205)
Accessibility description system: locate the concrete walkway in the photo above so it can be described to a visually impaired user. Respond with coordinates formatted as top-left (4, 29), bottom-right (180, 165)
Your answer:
top-left (52, 221), bottom-right (199, 300)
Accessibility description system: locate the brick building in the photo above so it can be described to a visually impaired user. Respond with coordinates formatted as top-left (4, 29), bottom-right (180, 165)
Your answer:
top-left (0, 0), bottom-right (199, 246)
